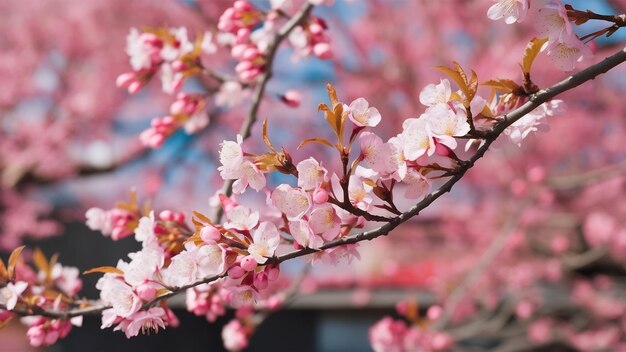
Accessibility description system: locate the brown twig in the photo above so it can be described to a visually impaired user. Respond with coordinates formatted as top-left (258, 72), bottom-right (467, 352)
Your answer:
top-left (211, 2), bottom-right (314, 222)
top-left (6, 46), bottom-right (626, 320)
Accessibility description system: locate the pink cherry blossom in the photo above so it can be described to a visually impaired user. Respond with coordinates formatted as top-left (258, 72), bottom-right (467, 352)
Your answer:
top-left (222, 319), bottom-right (249, 351)
top-left (504, 99), bottom-right (565, 145)
top-left (401, 117), bottom-right (435, 160)
top-left (0, 281), bottom-right (28, 310)
top-left (369, 316), bottom-right (408, 352)
top-left (425, 103), bottom-right (471, 150)
top-left (536, 1), bottom-right (573, 41)
top-left (346, 97), bottom-right (382, 127)
top-left (162, 245), bottom-right (198, 287)
top-left (196, 243), bottom-right (229, 278)
top-left (224, 205), bottom-right (260, 231)
top-left (117, 307), bottom-right (167, 338)
top-left (289, 219), bottom-right (324, 249)
top-left (309, 204), bottom-right (341, 241)
top-left (271, 184), bottom-right (311, 219)
top-left (544, 34), bottom-right (593, 71)
top-left (296, 157), bottom-right (327, 191)
top-left (419, 79), bottom-right (452, 106)
top-left (487, 0), bottom-right (528, 24)
top-left (122, 248), bottom-right (164, 287)
top-left (97, 276), bottom-right (142, 318)
top-left (247, 221), bottom-right (280, 264)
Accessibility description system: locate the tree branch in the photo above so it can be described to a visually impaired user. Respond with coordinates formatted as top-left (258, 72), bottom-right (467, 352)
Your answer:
top-left (211, 2), bottom-right (314, 222)
top-left (8, 46), bottom-right (626, 320)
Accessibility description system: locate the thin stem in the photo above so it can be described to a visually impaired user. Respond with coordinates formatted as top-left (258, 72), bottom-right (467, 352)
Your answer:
top-left (211, 2), bottom-right (314, 223)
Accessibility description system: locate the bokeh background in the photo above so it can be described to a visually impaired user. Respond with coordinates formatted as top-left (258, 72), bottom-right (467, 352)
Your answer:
top-left (2, 0), bottom-right (626, 350)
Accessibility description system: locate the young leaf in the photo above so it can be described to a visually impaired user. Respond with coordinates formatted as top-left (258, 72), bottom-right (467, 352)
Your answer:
top-left (84, 266), bottom-right (124, 275)
top-left (298, 137), bottom-right (335, 149)
top-left (33, 248), bottom-right (49, 276)
top-left (521, 37), bottom-right (549, 74)
top-left (318, 103), bottom-right (338, 136)
top-left (482, 79), bottom-right (520, 93)
top-left (262, 118), bottom-right (277, 153)
top-left (192, 211), bottom-right (212, 225)
top-left (436, 62), bottom-right (477, 107)
top-left (7, 245), bottom-right (25, 279)
top-left (0, 259), bottom-right (7, 282)
top-left (326, 83), bottom-right (339, 108)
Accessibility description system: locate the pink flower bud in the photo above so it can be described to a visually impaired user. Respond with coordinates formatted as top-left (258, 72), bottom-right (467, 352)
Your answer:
top-left (235, 60), bottom-right (254, 73)
top-left (137, 284), bottom-right (157, 301)
top-left (266, 265), bottom-right (280, 281)
top-left (239, 68), bottom-right (261, 82)
top-left (236, 28), bottom-right (251, 42)
top-left (510, 179), bottom-right (527, 197)
top-left (281, 89), bottom-right (301, 108)
top-left (427, 305), bottom-right (443, 321)
top-left (116, 72), bottom-right (137, 88)
top-left (240, 256), bottom-right (257, 272)
top-left (173, 212), bottom-right (186, 223)
top-left (169, 100), bottom-right (186, 115)
top-left (164, 307), bottom-right (180, 328)
top-left (127, 81), bottom-right (144, 94)
top-left (140, 33), bottom-right (161, 46)
top-left (171, 60), bottom-right (187, 72)
top-left (266, 296), bottom-right (282, 310)
top-left (435, 142), bottom-right (451, 157)
top-left (312, 188), bottom-right (329, 204)
top-left (431, 333), bottom-right (453, 350)
top-left (200, 225), bottom-right (222, 243)
top-left (228, 265), bottom-right (246, 279)
top-left (254, 272), bottom-right (268, 290)
top-left (527, 166), bottom-right (546, 183)
top-left (234, 1), bottom-right (252, 11)
top-left (219, 194), bottom-right (238, 213)
top-left (159, 210), bottom-right (175, 222)
top-left (515, 300), bottom-right (534, 319)
top-left (231, 44), bottom-right (248, 60)
top-left (313, 42), bottom-right (333, 59)
top-left (242, 47), bottom-right (261, 61)
top-left (309, 23), bottom-right (324, 35)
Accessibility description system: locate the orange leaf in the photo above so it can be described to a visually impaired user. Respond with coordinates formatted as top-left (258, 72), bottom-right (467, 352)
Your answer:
top-left (192, 211), bottom-right (212, 225)
top-left (481, 79), bottom-right (520, 93)
top-left (262, 117), bottom-right (277, 153)
top-left (521, 37), bottom-right (549, 74)
top-left (83, 266), bottom-right (124, 276)
top-left (326, 83), bottom-right (339, 108)
top-left (7, 245), bottom-right (25, 279)
top-left (298, 137), bottom-right (335, 149)
top-left (0, 259), bottom-right (7, 282)
top-left (33, 248), bottom-right (48, 274)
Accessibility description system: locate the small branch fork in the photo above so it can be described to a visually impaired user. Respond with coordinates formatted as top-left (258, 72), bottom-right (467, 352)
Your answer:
top-left (211, 2), bottom-right (314, 223)
top-left (6, 46), bottom-right (626, 320)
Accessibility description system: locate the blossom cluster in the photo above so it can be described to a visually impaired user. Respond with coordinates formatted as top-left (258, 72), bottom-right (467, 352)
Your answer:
top-left (369, 304), bottom-right (453, 352)
top-left (85, 191), bottom-right (145, 241)
top-left (488, 0), bottom-right (593, 70)
top-left (0, 248), bottom-right (83, 347)
top-left (116, 27), bottom-right (215, 94)
top-left (139, 93), bottom-right (209, 148)
top-left (86, 192), bottom-right (297, 344)
top-left (117, 0), bottom-right (333, 149)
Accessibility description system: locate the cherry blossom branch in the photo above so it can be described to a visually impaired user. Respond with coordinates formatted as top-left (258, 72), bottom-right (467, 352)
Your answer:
top-left (7, 46), bottom-right (626, 321)
top-left (568, 7), bottom-right (626, 27)
top-left (211, 2), bottom-right (314, 222)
